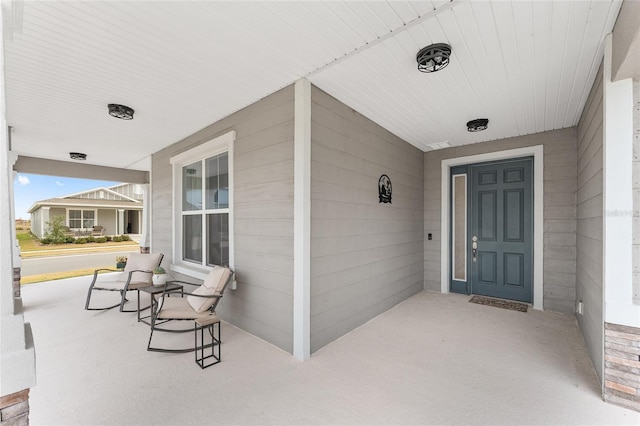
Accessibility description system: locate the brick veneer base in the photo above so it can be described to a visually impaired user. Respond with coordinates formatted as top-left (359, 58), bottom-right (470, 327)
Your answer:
top-left (604, 322), bottom-right (640, 412)
top-left (0, 389), bottom-right (29, 425)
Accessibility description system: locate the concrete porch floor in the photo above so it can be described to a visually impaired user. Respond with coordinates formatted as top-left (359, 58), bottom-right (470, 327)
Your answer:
top-left (21, 276), bottom-right (639, 425)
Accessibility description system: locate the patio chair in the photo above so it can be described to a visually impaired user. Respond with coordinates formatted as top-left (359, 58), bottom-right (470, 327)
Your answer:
top-left (147, 266), bottom-right (233, 367)
top-left (84, 252), bottom-right (164, 312)
top-left (92, 225), bottom-right (104, 236)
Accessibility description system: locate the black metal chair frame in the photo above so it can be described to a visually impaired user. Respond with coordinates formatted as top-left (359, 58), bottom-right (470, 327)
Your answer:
top-left (84, 254), bottom-right (164, 312)
top-left (146, 270), bottom-right (233, 355)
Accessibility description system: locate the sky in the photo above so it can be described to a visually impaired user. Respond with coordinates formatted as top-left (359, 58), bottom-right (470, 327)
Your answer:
top-left (13, 174), bottom-right (121, 220)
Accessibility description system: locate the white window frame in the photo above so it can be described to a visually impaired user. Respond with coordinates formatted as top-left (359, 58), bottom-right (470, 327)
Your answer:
top-left (66, 208), bottom-right (97, 230)
top-left (170, 130), bottom-right (235, 279)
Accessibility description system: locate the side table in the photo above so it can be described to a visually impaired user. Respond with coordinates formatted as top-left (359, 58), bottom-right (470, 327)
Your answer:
top-left (195, 315), bottom-right (221, 368)
top-left (138, 282), bottom-right (183, 325)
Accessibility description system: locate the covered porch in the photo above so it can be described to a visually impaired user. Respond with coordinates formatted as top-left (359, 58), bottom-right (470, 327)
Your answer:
top-left (21, 276), bottom-right (638, 425)
top-left (2, 0), bottom-right (640, 421)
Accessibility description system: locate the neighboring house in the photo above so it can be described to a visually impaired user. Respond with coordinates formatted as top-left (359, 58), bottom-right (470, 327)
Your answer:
top-left (28, 183), bottom-right (143, 238)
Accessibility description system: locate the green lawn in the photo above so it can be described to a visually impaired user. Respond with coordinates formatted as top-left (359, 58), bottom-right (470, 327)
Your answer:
top-left (17, 229), bottom-right (139, 258)
top-left (17, 229), bottom-right (139, 284)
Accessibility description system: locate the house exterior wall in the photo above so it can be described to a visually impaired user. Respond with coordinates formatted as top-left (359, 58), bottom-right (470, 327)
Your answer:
top-left (151, 85), bottom-right (295, 353)
top-left (309, 87), bottom-right (424, 353)
top-left (49, 208), bottom-right (65, 223)
top-left (30, 209), bottom-right (42, 238)
top-left (110, 183), bottom-right (143, 201)
top-left (424, 128), bottom-right (578, 313)
top-left (96, 209), bottom-right (116, 235)
top-left (576, 63), bottom-right (605, 381)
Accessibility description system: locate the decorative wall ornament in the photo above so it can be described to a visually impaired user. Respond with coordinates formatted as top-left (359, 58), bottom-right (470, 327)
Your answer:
top-left (378, 174), bottom-right (392, 204)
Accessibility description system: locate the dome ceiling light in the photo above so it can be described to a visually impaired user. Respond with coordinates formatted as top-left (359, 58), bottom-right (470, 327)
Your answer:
top-left (416, 43), bottom-right (451, 73)
top-left (69, 152), bottom-right (87, 160)
top-left (466, 118), bottom-right (489, 132)
top-left (108, 104), bottom-right (134, 120)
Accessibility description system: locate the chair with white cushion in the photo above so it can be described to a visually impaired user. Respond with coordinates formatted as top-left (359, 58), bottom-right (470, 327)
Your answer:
top-left (146, 266), bottom-right (233, 367)
top-left (84, 252), bottom-right (164, 312)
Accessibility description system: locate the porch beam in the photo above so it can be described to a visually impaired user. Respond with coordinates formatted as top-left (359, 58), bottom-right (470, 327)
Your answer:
top-left (14, 156), bottom-right (148, 184)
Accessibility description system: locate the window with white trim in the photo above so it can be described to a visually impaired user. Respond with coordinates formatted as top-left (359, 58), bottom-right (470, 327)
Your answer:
top-left (171, 131), bottom-right (235, 271)
top-left (68, 209), bottom-right (95, 229)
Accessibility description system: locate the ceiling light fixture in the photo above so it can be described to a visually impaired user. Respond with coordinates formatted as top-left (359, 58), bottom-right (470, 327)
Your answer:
top-left (108, 104), bottom-right (134, 120)
top-left (466, 118), bottom-right (489, 132)
top-left (416, 43), bottom-right (451, 73)
top-left (70, 152), bottom-right (87, 160)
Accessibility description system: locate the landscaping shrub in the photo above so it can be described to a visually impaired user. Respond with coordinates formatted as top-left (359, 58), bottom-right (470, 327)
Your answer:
top-left (74, 237), bottom-right (88, 244)
top-left (121, 235), bottom-right (130, 241)
top-left (64, 236), bottom-right (75, 243)
top-left (42, 215), bottom-right (68, 244)
top-left (95, 237), bottom-right (107, 243)
top-left (40, 238), bottom-right (52, 245)
top-left (86, 236), bottom-right (96, 243)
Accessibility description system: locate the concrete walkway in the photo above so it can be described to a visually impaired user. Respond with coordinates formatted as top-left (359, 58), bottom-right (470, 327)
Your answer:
top-left (21, 278), bottom-right (640, 425)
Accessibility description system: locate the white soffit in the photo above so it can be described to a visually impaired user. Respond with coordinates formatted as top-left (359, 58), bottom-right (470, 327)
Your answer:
top-left (3, 0), bottom-right (623, 171)
top-left (309, 0), bottom-right (622, 151)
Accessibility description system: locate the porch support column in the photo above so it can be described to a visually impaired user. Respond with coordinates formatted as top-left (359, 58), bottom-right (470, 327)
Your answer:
top-left (140, 184), bottom-right (150, 254)
top-left (0, 1), bottom-right (36, 406)
top-left (117, 209), bottom-right (125, 236)
top-left (602, 31), bottom-right (640, 412)
top-left (293, 78), bottom-right (311, 361)
top-left (603, 33), bottom-right (638, 328)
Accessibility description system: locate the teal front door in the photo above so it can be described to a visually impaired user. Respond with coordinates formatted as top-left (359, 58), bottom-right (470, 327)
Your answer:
top-left (469, 158), bottom-right (533, 303)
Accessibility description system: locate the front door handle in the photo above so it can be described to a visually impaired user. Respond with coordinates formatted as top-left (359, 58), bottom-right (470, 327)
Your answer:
top-left (472, 236), bottom-right (478, 262)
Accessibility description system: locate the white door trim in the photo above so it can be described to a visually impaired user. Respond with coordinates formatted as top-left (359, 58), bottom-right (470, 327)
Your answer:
top-left (440, 145), bottom-right (544, 310)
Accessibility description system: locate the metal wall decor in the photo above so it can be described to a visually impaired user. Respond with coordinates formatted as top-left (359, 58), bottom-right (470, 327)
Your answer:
top-left (466, 118), bottom-right (489, 132)
top-left (378, 174), bottom-right (392, 204)
top-left (108, 104), bottom-right (135, 120)
top-left (416, 43), bottom-right (451, 73)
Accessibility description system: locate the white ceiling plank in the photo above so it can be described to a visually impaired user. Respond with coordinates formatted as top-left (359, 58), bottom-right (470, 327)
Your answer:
top-left (553, 1), bottom-right (591, 130)
top-left (4, 1), bottom-right (624, 168)
top-left (386, 1), bottom-right (422, 24)
top-left (530, 0), bottom-right (553, 134)
top-left (364, 1), bottom-right (406, 30)
top-left (542, 1), bottom-right (572, 129)
top-left (511, 1), bottom-right (537, 136)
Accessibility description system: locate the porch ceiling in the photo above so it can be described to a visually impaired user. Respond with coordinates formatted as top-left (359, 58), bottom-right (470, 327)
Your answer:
top-left (4, 0), bottom-right (622, 172)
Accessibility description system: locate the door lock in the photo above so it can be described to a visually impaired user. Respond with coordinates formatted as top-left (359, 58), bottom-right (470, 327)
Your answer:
top-left (472, 236), bottom-right (478, 262)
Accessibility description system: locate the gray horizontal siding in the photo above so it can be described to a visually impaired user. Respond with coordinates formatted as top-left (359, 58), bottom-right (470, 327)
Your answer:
top-left (151, 85), bottom-right (295, 353)
top-left (423, 127), bottom-right (578, 313)
top-left (310, 86), bottom-right (424, 353)
top-left (576, 63), bottom-right (604, 381)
